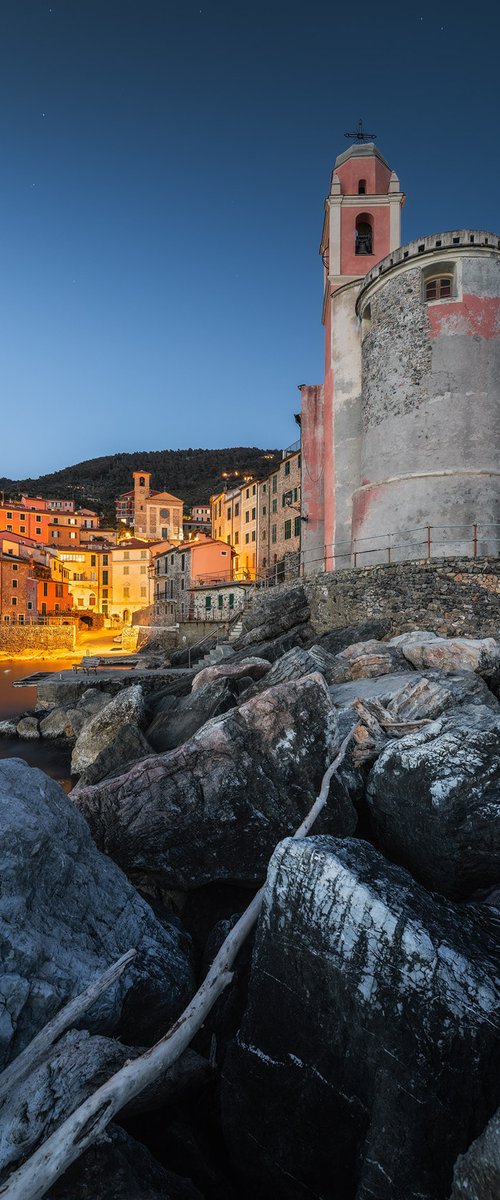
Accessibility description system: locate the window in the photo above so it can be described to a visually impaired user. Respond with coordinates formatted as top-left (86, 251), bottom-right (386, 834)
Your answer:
top-left (425, 276), bottom-right (452, 301)
top-left (227, 507), bottom-right (231, 520)
top-left (294, 516), bottom-right (301, 537)
top-left (205, 595), bottom-right (211, 610)
top-left (252, 484), bottom-right (256, 495)
top-left (181, 579), bottom-right (185, 590)
top-left (234, 531), bottom-right (239, 545)
top-left (7, 512), bottom-right (12, 519)
top-left (271, 525), bottom-right (277, 544)
top-left (358, 179), bottom-right (366, 194)
top-left (139, 476), bottom-right (145, 487)
top-left (245, 511), bottom-right (250, 522)
top-left (251, 530), bottom-right (256, 541)
top-left (123, 566), bottom-right (129, 575)
top-left (262, 505), bottom-right (267, 515)
top-left (123, 586), bottom-right (130, 599)
top-left (284, 460), bottom-right (290, 476)
top-left (12, 564), bottom-right (17, 572)
top-left (251, 507), bottom-right (256, 520)
top-left (218, 501), bottom-right (222, 517)
top-left (227, 535), bottom-right (231, 544)
top-left (262, 529), bottom-right (266, 540)
top-left (245, 488), bottom-right (249, 499)
top-left (272, 475), bottom-right (277, 493)
top-left (140, 565), bottom-right (147, 574)
top-left (234, 502), bottom-right (239, 517)
top-left (272, 498), bottom-right (277, 513)
top-left (102, 588), bottom-right (108, 598)
top-left (53, 518), bottom-right (58, 525)
top-left (140, 586), bottom-right (147, 597)
top-left (218, 595), bottom-right (223, 609)
top-left (102, 570), bottom-right (108, 585)
top-left (103, 554), bottom-right (108, 566)
top-left (11, 597), bottom-right (17, 606)
top-left (245, 533), bottom-right (249, 544)
top-left (124, 551), bottom-right (129, 561)
top-left (355, 213), bottom-right (373, 256)
top-left (282, 491), bottom-right (293, 508)
top-left (229, 593), bottom-right (234, 608)
top-left (27, 601), bottom-right (33, 610)
top-left (284, 519), bottom-right (292, 540)
top-left (12, 579), bottom-right (17, 589)
top-left (181, 554), bottom-right (185, 571)
top-left (262, 483), bottom-right (267, 493)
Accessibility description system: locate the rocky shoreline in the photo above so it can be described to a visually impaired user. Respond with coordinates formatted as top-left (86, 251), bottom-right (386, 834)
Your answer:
top-left (0, 583), bottom-right (499, 1199)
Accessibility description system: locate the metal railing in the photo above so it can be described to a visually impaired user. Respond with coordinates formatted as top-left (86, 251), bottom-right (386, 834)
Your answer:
top-left (299, 522), bottom-right (500, 575)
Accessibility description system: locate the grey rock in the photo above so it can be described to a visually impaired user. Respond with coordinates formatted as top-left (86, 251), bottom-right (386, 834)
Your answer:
top-left (333, 638), bottom-right (408, 681)
top-left (450, 1106), bottom-right (500, 1199)
top-left (39, 707), bottom-right (85, 739)
top-left (71, 685), bottom-right (145, 776)
top-left (147, 678), bottom-right (237, 753)
top-left (16, 716), bottom-right (39, 740)
top-left (242, 645), bottom-right (341, 698)
top-left (312, 618), bottom-right (392, 655)
top-left (74, 674), bottom-right (357, 890)
top-left (367, 706), bottom-right (500, 898)
top-left (47, 1125), bottom-right (205, 1200)
top-left (0, 758), bottom-right (193, 1067)
top-left (77, 689), bottom-right (114, 715)
top-left (402, 636), bottom-right (500, 676)
top-left (234, 585), bottom-right (310, 649)
top-left (191, 657), bottom-right (271, 693)
top-left (330, 670), bottom-right (419, 708)
top-left (74, 723), bottom-right (153, 786)
top-left (222, 836), bottom-right (500, 1200)
top-left (0, 721), bottom-right (17, 738)
top-left (388, 629), bottom-right (439, 646)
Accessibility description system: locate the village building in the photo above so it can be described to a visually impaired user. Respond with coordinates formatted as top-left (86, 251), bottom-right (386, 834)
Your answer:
top-left (0, 553), bottom-right (37, 623)
top-left (108, 538), bottom-right (156, 624)
top-left (210, 480), bottom-right (258, 579)
top-left (299, 135), bottom-right (500, 572)
top-left (59, 547), bottom-right (112, 616)
top-left (0, 503), bottom-right (82, 548)
top-left (131, 472), bottom-right (183, 541)
top-left (257, 445), bottom-right (301, 578)
top-left (153, 537), bottom-right (234, 623)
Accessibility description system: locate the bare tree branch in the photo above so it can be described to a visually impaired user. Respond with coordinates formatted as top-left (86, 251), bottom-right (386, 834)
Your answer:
top-left (0, 949), bottom-right (136, 1107)
top-left (0, 732), bottom-right (353, 1200)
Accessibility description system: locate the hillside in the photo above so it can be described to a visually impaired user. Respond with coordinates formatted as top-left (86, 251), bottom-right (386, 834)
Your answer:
top-left (0, 446), bottom-right (282, 518)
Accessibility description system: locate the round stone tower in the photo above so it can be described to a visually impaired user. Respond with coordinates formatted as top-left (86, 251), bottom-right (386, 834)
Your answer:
top-left (352, 229), bottom-right (500, 561)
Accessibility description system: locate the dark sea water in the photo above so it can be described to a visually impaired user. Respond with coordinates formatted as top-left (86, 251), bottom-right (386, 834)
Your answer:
top-left (0, 658), bottom-right (74, 791)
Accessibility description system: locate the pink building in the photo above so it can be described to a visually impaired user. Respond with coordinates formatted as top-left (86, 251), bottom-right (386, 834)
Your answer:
top-left (300, 136), bottom-right (500, 571)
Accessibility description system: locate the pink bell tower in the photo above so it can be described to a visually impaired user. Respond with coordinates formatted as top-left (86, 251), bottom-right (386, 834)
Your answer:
top-left (300, 129), bottom-right (405, 574)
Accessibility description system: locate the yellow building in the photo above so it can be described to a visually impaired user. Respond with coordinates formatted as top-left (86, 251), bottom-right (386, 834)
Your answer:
top-left (132, 472), bottom-right (183, 541)
top-left (59, 547), bottom-right (112, 615)
top-left (108, 538), bottom-right (154, 624)
top-left (211, 479), bottom-right (258, 579)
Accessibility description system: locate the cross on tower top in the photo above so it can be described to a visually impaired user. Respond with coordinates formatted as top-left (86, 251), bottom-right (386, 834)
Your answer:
top-left (344, 119), bottom-right (377, 143)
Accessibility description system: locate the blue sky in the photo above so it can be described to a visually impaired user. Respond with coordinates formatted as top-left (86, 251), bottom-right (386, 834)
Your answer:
top-left (0, 0), bottom-right (498, 477)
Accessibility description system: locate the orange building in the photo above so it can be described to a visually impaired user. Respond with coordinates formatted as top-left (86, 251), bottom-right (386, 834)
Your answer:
top-left (153, 537), bottom-right (234, 622)
top-left (0, 504), bottom-right (82, 547)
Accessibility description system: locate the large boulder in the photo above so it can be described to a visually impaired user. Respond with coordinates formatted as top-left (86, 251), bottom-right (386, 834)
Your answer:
top-left (47, 1126), bottom-right (205, 1200)
top-left (147, 677), bottom-right (238, 753)
top-left (39, 707), bottom-right (86, 740)
top-left (73, 724), bottom-right (153, 787)
top-left (74, 675), bottom-right (357, 890)
top-left (332, 638), bottom-right (408, 681)
top-left (450, 1106), bottom-right (500, 1200)
top-left (242, 645), bottom-right (341, 698)
top-left (233, 585), bottom-right (311, 649)
top-left (0, 758), bottom-right (193, 1067)
top-left (402, 636), bottom-right (500, 676)
top-left (16, 716), bottom-right (39, 740)
top-left (330, 667), bottom-right (500, 714)
top-left (366, 707), bottom-right (500, 899)
top-left (222, 837), bottom-right (500, 1200)
top-left (191, 657), bottom-right (271, 693)
top-left (71, 685), bottom-right (145, 776)
top-left (312, 618), bottom-right (392, 654)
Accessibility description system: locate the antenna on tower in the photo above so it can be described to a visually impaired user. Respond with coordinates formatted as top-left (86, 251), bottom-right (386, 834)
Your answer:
top-left (344, 119), bottom-right (377, 143)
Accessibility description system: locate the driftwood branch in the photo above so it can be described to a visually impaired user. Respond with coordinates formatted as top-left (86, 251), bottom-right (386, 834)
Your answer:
top-left (0, 732), bottom-right (353, 1200)
top-left (0, 949), bottom-right (136, 1107)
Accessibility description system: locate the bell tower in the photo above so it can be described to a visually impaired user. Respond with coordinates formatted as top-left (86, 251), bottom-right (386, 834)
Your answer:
top-left (132, 470), bottom-right (151, 536)
top-left (320, 139), bottom-right (404, 303)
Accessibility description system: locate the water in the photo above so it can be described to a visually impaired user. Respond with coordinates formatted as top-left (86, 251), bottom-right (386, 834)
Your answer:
top-left (0, 657), bottom-right (74, 791)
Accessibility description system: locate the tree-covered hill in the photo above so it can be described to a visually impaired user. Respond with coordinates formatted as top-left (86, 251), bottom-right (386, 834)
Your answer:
top-left (0, 446), bottom-right (282, 518)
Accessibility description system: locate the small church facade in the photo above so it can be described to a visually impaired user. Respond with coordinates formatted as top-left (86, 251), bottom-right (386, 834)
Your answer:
top-left (300, 140), bottom-right (500, 573)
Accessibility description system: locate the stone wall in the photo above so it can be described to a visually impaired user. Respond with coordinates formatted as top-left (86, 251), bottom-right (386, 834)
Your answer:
top-left (0, 624), bottom-right (76, 654)
top-left (302, 557), bottom-right (500, 638)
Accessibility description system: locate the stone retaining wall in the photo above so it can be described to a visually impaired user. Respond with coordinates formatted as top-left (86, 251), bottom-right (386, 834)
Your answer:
top-left (302, 557), bottom-right (500, 638)
top-left (0, 625), bottom-right (76, 655)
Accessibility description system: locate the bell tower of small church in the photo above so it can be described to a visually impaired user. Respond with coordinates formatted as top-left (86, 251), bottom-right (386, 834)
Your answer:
top-left (319, 130), bottom-right (404, 305)
top-left (133, 470), bottom-right (151, 536)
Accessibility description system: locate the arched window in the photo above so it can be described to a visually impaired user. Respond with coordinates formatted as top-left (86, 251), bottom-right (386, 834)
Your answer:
top-left (424, 276), bottom-right (452, 301)
top-left (139, 476), bottom-right (145, 487)
top-left (355, 214), bottom-right (373, 255)
top-left (358, 179), bottom-right (366, 195)
top-left (422, 262), bottom-right (456, 303)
